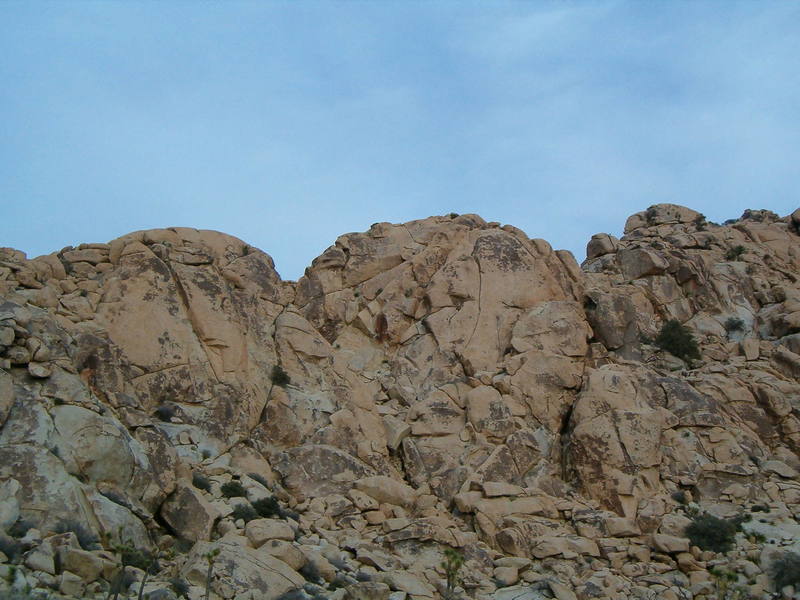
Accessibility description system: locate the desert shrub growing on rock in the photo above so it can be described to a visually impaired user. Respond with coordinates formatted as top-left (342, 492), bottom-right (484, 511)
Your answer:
top-left (0, 536), bottom-right (22, 563)
top-left (655, 320), bottom-right (700, 362)
top-left (274, 591), bottom-right (305, 600)
top-left (192, 472), bottom-right (212, 492)
top-left (725, 245), bottom-right (746, 261)
top-left (169, 577), bottom-right (190, 599)
top-left (252, 496), bottom-right (281, 518)
top-left (154, 404), bottom-right (177, 422)
top-left (770, 552), bottom-right (800, 592)
top-left (724, 317), bottom-right (745, 333)
top-left (220, 481), bottom-right (247, 498)
top-left (442, 548), bottom-right (465, 599)
top-left (248, 473), bottom-right (270, 488)
top-left (299, 561), bottom-right (322, 583)
top-left (231, 504), bottom-right (258, 523)
top-left (6, 519), bottom-right (34, 539)
top-left (270, 365), bottom-right (290, 387)
top-left (685, 514), bottom-right (739, 553)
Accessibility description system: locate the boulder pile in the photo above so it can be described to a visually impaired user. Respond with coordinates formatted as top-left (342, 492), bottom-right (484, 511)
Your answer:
top-left (1, 205), bottom-right (799, 599)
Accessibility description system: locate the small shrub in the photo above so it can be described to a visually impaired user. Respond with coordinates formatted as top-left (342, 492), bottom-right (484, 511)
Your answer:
top-left (192, 472), bottom-right (211, 492)
top-left (328, 556), bottom-right (350, 572)
top-left (299, 561), bottom-right (322, 583)
top-left (99, 489), bottom-right (128, 507)
top-left (121, 546), bottom-right (152, 571)
top-left (252, 496), bottom-right (280, 519)
top-left (270, 365), bottom-right (290, 388)
top-left (442, 548), bottom-right (465, 599)
top-left (671, 490), bottom-right (687, 505)
top-left (0, 536), bottom-right (22, 563)
top-left (693, 214), bottom-right (707, 231)
top-left (725, 245), bottom-right (746, 261)
top-left (448, 212), bottom-right (459, 219)
top-left (201, 449), bottom-right (212, 460)
top-left (355, 571), bottom-right (372, 582)
top-left (248, 473), bottom-right (270, 488)
top-left (655, 320), bottom-right (700, 362)
top-left (7, 519), bottom-right (34, 539)
top-left (282, 508), bottom-right (300, 522)
top-left (645, 206), bottom-right (658, 224)
top-left (231, 504), bottom-right (258, 523)
top-left (328, 574), bottom-right (350, 590)
top-left (275, 591), bottom-right (306, 600)
top-left (220, 481), bottom-right (247, 498)
top-left (54, 519), bottom-right (100, 550)
top-left (771, 553), bottom-right (800, 592)
top-left (724, 317), bottom-right (745, 333)
top-left (750, 504), bottom-right (769, 513)
top-left (685, 513), bottom-right (738, 554)
top-left (154, 404), bottom-right (177, 422)
top-left (169, 577), bottom-right (190, 599)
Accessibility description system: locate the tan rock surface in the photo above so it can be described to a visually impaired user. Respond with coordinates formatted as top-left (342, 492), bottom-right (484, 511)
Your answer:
top-left (1, 207), bottom-right (800, 600)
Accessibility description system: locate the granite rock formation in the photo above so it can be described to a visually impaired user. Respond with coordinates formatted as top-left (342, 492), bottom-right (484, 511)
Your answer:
top-left (1, 205), bottom-right (799, 600)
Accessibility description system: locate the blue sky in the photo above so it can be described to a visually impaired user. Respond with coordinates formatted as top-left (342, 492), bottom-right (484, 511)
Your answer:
top-left (2, 2), bottom-right (798, 280)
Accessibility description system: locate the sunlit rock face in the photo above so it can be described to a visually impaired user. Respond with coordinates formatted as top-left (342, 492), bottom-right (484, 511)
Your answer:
top-left (1, 204), bottom-right (799, 600)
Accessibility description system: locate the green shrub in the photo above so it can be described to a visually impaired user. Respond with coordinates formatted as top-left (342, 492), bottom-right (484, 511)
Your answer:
top-left (442, 548), bottom-right (465, 599)
top-left (252, 496), bottom-right (281, 518)
top-left (220, 481), bottom-right (247, 498)
top-left (671, 490), bottom-right (687, 505)
top-left (7, 519), bottom-right (34, 539)
top-left (54, 519), bottom-right (100, 550)
top-left (120, 546), bottom-right (152, 571)
top-left (169, 577), bottom-right (190, 599)
top-left (725, 245), bottom-right (746, 261)
top-left (154, 404), bottom-right (177, 422)
top-left (693, 214), bottom-right (707, 231)
top-left (192, 472), bottom-right (212, 492)
top-left (655, 320), bottom-right (700, 362)
top-left (270, 365), bottom-right (290, 387)
top-left (231, 504), bottom-right (258, 523)
top-left (685, 513), bottom-right (738, 553)
top-left (0, 536), bottom-right (22, 563)
top-left (770, 552), bottom-right (800, 591)
top-left (724, 317), bottom-right (745, 333)
top-left (99, 489), bottom-right (128, 507)
top-left (299, 561), bottom-right (322, 583)
top-left (274, 590), bottom-right (305, 600)
top-left (248, 473), bottom-right (270, 488)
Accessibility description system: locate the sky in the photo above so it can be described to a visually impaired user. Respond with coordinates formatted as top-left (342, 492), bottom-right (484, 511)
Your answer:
top-left (1, 2), bottom-right (799, 281)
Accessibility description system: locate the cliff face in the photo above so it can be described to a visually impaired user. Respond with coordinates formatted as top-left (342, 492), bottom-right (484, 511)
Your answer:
top-left (1, 205), bottom-right (800, 600)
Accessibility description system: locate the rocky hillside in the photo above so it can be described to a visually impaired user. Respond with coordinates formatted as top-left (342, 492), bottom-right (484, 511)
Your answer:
top-left (1, 204), bottom-right (800, 600)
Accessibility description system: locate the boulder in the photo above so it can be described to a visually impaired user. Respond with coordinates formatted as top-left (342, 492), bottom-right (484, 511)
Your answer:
top-left (182, 539), bottom-right (304, 600)
top-left (160, 484), bottom-right (219, 542)
top-left (355, 476), bottom-right (416, 508)
top-left (245, 518), bottom-right (295, 548)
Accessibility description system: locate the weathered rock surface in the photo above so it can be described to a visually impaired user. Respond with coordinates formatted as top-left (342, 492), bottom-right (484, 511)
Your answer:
top-left (1, 205), bottom-right (799, 600)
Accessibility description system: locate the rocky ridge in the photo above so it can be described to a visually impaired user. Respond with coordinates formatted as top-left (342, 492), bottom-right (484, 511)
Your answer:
top-left (0, 205), bottom-right (799, 600)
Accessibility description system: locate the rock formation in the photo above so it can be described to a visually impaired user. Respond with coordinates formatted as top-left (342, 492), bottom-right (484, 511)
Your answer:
top-left (1, 204), bottom-right (799, 600)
